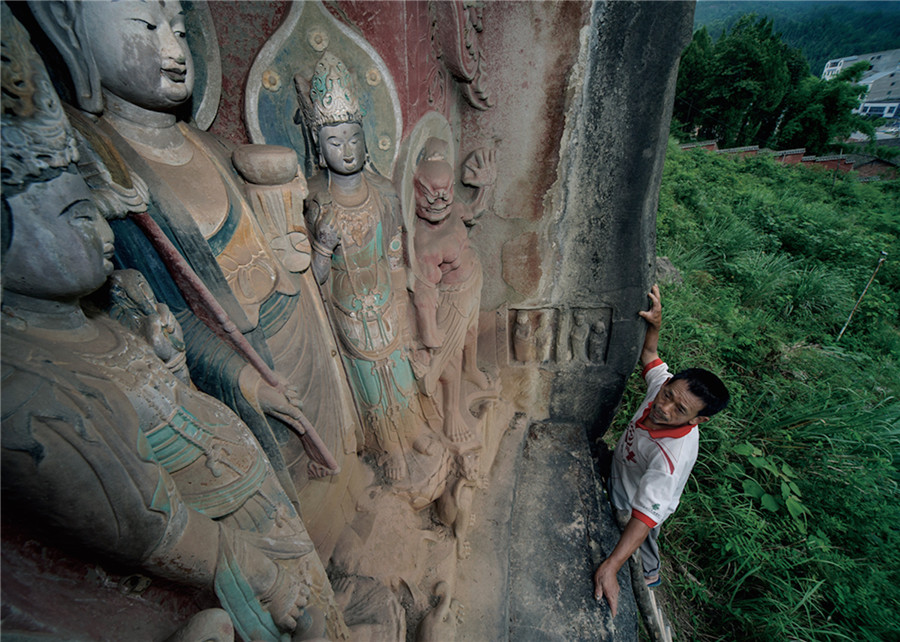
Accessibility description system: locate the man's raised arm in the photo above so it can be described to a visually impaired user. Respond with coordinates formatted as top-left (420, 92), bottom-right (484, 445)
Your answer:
top-left (638, 284), bottom-right (661, 366)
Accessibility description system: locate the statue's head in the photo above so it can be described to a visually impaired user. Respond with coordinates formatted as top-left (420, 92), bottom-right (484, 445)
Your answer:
top-left (30, 0), bottom-right (193, 114)
top-left (2, 4), bottom-right (114, 303)
top-left (413, 138), bottom-right (455, 223)
top-left (298, 52), bottom-right (366, 173)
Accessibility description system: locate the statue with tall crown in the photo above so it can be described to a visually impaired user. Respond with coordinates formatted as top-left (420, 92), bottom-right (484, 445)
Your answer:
top-left (26, 0), bottom-right (367, 556)
top-left (0, 7), bottom-right (344, 639)
top-left (297, 53), bottom-right (424, 483)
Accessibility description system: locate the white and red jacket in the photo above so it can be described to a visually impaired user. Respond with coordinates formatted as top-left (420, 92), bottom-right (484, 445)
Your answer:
top-left (609, 359), bottom-right (699, 529)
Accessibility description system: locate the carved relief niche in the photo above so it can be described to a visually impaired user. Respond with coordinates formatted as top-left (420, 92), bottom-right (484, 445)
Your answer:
top-left (508, 307), bottom-right (612, 367)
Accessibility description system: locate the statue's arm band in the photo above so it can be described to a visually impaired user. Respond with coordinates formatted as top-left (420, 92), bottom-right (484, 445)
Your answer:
top-left (310, 236), bottom-right (334, 258)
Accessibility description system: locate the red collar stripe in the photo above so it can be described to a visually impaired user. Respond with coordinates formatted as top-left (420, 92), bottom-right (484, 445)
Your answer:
top-left (636, 403), bottom-right (696, 439)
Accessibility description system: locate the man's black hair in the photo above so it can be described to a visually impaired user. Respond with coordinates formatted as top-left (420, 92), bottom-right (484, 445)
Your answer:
top-left (671, 368), bottom-right (730, 417)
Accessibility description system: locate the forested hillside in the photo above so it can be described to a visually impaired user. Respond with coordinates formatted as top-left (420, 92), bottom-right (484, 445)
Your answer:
top-left (674, 16), bottom-right (874, 154)
top-left (606, 142), bottom-right (900, 641)
top-left (694, 1), bottom-right (900, 75)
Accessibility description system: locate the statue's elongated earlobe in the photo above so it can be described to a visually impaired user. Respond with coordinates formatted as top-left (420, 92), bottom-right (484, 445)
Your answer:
top-left (28, 0), bottom-right (103, 114)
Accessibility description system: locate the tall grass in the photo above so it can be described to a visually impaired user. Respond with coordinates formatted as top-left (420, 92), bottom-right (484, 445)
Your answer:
top-left (609, 142), bottom-right (900, 641)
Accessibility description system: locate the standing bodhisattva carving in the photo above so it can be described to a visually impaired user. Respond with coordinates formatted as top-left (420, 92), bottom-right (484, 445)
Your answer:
top-left (296, 53), bottom-right (424, 483)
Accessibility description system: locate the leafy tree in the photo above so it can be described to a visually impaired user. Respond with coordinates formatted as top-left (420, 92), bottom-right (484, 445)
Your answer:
top-left (674, 26), bottom-right (714, 138)
top-left (675, 16), bottom-right (871, 154)
top-left (695, 1), bottom-right (900, 76)
top-left (775, 60), bottom-right (874, 154)
top-left (674, 16), bottom-right (808, 148)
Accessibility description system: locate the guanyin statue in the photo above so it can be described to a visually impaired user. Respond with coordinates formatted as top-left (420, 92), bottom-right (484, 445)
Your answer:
top-left (298, 53), bottom-right (424, 482)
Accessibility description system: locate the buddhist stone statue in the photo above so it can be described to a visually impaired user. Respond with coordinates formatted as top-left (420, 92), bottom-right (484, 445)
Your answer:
top-left (0, 12), bottom-right (343, 639)
top-left (28, 0), bottom-right (363, 549)
top-left (410, 137), bottom-right (494, 444)
top-left (297, 52), bottom-right (423, 482)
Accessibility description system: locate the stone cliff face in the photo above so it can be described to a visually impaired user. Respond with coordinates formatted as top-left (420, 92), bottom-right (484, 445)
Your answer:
top-left (204, 0), bottom-right (694, 436)
top-left (2, 1), bottom-right (694, 639)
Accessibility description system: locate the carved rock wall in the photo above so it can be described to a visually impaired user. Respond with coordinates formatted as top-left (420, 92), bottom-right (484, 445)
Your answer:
top-left (457, 1), bottom-right (695, 431)
top-left (545, 1), bottom-right (695, 432)
top-left (1, 2), bottom-right (694, 639)
top-left (204, 0), bottom-right (694, 433)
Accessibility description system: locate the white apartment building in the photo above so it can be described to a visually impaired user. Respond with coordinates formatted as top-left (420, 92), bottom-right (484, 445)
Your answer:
top-left (822, 48), bottom-right (900, 119)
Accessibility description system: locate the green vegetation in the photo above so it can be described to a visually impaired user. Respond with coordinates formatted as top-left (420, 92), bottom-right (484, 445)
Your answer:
top-left (674, 16), bottom-right (874, 154)
top-left (608, 141), bottom-right (900, 641)
top-left (694, 1), bottom-right (900, 76)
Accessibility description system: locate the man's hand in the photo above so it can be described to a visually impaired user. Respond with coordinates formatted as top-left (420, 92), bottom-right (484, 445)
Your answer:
top-left (593, 517), bottom-right (651, 617)
top-left (639, 284), bottom-right (661, 366)
top-left (639, 284), bottom-right (661, 330)
top-left (593, 559), bottom-right (621, 617)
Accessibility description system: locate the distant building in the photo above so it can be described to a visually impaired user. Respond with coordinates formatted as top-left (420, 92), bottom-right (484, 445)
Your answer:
top-left (822, 48), bottom-right (900, 120)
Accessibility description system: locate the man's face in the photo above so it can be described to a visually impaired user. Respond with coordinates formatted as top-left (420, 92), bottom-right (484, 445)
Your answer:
top-left (83, 1), bottom-right (194, 111)
top-left (318, 122), bottom-right (366, 175)
top-left (3, 171), bottom-right (115, 301)
top-left (648, 379), bottom-right (708, 427)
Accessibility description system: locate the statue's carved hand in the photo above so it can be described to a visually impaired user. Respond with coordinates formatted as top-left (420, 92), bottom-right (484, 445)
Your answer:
top-left (258, 380), bottom-right (305, 429)
top-left (461, 147), bottom-right (497, 188)
top-left (141, 302), bottom-right (186, 363)
top-left (316, 222), bottom-right (339, 252)
top-left (240, 367), bottom-right (305, 430)
top-left (314, 203), bottom-right (340, 252)
top-left (108, 270), bottom-right (187, 367)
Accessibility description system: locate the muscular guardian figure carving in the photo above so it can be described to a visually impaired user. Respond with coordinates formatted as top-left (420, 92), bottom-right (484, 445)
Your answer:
top-left (411, 138), bottom-right (494, 443)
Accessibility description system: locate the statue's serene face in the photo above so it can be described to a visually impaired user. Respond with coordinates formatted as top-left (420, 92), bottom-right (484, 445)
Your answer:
top-left (318, 122), bottom-right (366, 176)
top-left (413, 160), bottom-right (455, 223)
top-left (3, 171), bottom-right (115, 301)
top-left (82, 0), bottom-right (194, 111)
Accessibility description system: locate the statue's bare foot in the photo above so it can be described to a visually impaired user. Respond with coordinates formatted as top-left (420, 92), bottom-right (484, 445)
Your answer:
top-left (383, 452), bottom-right (406, 481)
top-left (444, 412), bottom-right (473, 443)
top-left (413, 434), bottom-right (440, 456)
top-left (332, 577), bottom-right (355, 611)
top-left (457, 538), bottom-right (471, 560)
top-left (451, 598), bottom-right (465, 625)
top-left (413, 348), bottom-right (432, 368)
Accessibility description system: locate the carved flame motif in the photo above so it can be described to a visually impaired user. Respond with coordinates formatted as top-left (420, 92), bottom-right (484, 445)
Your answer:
top-left (0, 13), bottom-right (37, 118)
top-left (431, 0), bottom-right (493, 111)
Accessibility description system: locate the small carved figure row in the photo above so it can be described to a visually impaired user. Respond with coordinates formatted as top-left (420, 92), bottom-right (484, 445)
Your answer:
top-left (510, 308), bottom-right (612, 365)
